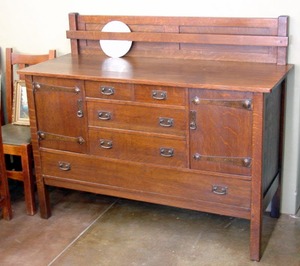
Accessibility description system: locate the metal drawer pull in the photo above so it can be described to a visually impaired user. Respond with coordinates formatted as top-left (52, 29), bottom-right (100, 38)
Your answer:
top-left (100, 139), bottom-right (113, 149)
top-left (33, 82), bottom-right (81, 94)
top-left (77, 99), bottom-right (84, 118)
top-left (98, 111), bottom-right (111, 120)
top-left (77, 110), bottom-right (83, 118)
top-left (189, 110), bottom-right (197, 130)
top-left (160, 148), bottom-right (174, 157)
top-left (101, 86), bottom-right (115, 96)
top-left (152, 90), bottom-right (167, 100)
top-left (192, 96), bottom-right (252, 110)
top-left (38, 131), bottom-right (85, 145)
top-left (159, 117), bottom-right (174, 127)
top-left (58, 161), bottom-right (71, 171)
top-left (193, 153), bottom-right (252, 168)
top-left (212, 185), bottom-right (228, 195)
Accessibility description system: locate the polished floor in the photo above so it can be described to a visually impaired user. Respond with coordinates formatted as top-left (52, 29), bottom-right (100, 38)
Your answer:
top-left (0, 182), bottom-right (299, 266)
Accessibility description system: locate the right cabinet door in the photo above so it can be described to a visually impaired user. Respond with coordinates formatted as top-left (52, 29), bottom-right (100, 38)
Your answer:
top-left (189, 89), bottom-right (253, 175)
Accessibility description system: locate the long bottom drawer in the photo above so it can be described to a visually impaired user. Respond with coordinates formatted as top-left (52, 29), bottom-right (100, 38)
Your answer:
top-left (40, 150), bottom-right (251, 219)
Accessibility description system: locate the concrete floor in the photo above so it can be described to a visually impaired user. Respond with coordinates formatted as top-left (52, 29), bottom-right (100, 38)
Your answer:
top-left (0, 183), bottom-right (299, 266)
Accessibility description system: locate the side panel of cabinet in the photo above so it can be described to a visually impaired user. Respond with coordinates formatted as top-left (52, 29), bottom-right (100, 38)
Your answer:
top-left (189, 89), bottom-right (253, 175)
top-left (32, 76), bottom-right (87, 153)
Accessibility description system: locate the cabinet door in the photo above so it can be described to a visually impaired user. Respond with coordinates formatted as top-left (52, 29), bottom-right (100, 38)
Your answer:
top-left (32, 77), bottom-right (87, 153)
top-left (189, 89), bottom-right (253, 175)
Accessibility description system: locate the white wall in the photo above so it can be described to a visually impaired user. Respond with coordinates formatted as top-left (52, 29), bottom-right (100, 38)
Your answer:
top-left (1, 0), bottom-right (299, 214)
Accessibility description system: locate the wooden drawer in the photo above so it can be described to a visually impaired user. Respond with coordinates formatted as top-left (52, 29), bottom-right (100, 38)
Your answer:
top-left (85, 81), bottom-right (134, 100)
top-left (89, 128), bottom-right (188, 168)
top-left (40, 150), bottom-right (251, 211)
top-left (135, 85), bottom-right (187, 106)
top-left (87, 101), bottom-right (187, 136)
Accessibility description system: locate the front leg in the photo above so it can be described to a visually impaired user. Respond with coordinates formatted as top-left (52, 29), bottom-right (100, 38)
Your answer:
top-left (37, 179), bottom-right (51, 218)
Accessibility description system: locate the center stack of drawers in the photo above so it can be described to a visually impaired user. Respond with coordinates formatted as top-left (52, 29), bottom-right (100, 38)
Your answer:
top-left (86, 81), bottom-right (188, 168)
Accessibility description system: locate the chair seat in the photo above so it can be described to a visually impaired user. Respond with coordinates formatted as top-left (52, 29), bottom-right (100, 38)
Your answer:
top-left (1, 124), bottom-right (31, 145)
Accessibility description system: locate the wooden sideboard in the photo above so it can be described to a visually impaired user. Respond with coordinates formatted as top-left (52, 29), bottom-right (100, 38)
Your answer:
top-left (19, 13), bottom-right (293, 261)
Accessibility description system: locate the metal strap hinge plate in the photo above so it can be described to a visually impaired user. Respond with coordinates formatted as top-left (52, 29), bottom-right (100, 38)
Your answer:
top-left (192, 96), bottom-right (252, 110)
top-left (33, 82), bottom-right (81, 94)
top-left (38, 131), bottom-right (85, 145)
top-left (193, 153), bottom-right (251, 168)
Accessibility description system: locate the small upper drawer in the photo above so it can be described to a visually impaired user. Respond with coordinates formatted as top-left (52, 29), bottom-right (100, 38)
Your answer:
top-left (135, 85), bottom-right (186, 106)
top-left (85, 81), bottom-right (134, 100)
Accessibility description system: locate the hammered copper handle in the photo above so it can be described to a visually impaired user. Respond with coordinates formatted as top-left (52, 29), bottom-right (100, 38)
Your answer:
top-left (212, 185), bottom-right (228, 195)
top-left (58, 161), bottom-right (71, 171)
top-left (160, 148), bottom-right (174, 157)
top-left (98, 111), bottom-right (112, 120)
top-left (101, 86), bottom-right (115, 96)
top-left (159, 117), bottom-right (173, 127)
top-left (152, 90), bottom-right (167, 100)
top-left (100, 139), bottom-right (113, 149)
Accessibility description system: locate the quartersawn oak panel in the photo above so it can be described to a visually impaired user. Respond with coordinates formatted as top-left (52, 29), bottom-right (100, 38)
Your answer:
top-left (190, 89), bottom-right (253, 176)
top-left (33, 77), bottom-right (87, 153)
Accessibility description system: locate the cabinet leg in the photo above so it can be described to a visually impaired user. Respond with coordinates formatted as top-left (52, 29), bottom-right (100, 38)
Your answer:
top-left (22, 151), bottom-right (37, 216)
top-left (37, 180), bottom-right (51, 218)
top-left (250, 212), bottom-right (262, 261)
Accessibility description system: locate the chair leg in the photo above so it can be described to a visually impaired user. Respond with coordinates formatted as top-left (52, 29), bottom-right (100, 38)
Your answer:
top-left (21, 146), bottom-right (36, 215)
top-left (1, 151), bottom-right (12, 220)
top-left (1, 197), bottom-right (13, 220)
top-left (0, 180), bottom-right (13, 220)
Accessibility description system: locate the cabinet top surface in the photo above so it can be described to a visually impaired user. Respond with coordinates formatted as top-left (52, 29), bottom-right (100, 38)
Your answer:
top-left (20, 54), bottom-right (293, 93)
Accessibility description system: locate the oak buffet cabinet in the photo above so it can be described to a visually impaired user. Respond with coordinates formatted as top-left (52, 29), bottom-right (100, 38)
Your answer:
top-left (19, 13), bottom-right (293, 261)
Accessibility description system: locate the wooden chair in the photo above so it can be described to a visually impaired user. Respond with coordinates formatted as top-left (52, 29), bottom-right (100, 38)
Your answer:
top-left (0, 73), bottom-right (12, 220)
top-left (0, 122), bottom-right (12, 220)
top-left (2, 48), bottom-right (56, 215)
top-left (0, 126), bottom-right (12, 219)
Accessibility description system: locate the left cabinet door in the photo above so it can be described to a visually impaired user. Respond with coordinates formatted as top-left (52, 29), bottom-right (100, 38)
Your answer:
top-left (32, 77), bottom-right (87, 153)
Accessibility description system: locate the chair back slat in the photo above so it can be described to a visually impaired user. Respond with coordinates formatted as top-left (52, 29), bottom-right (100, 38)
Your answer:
top-left (5, 48), bottom-right (56, 124)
